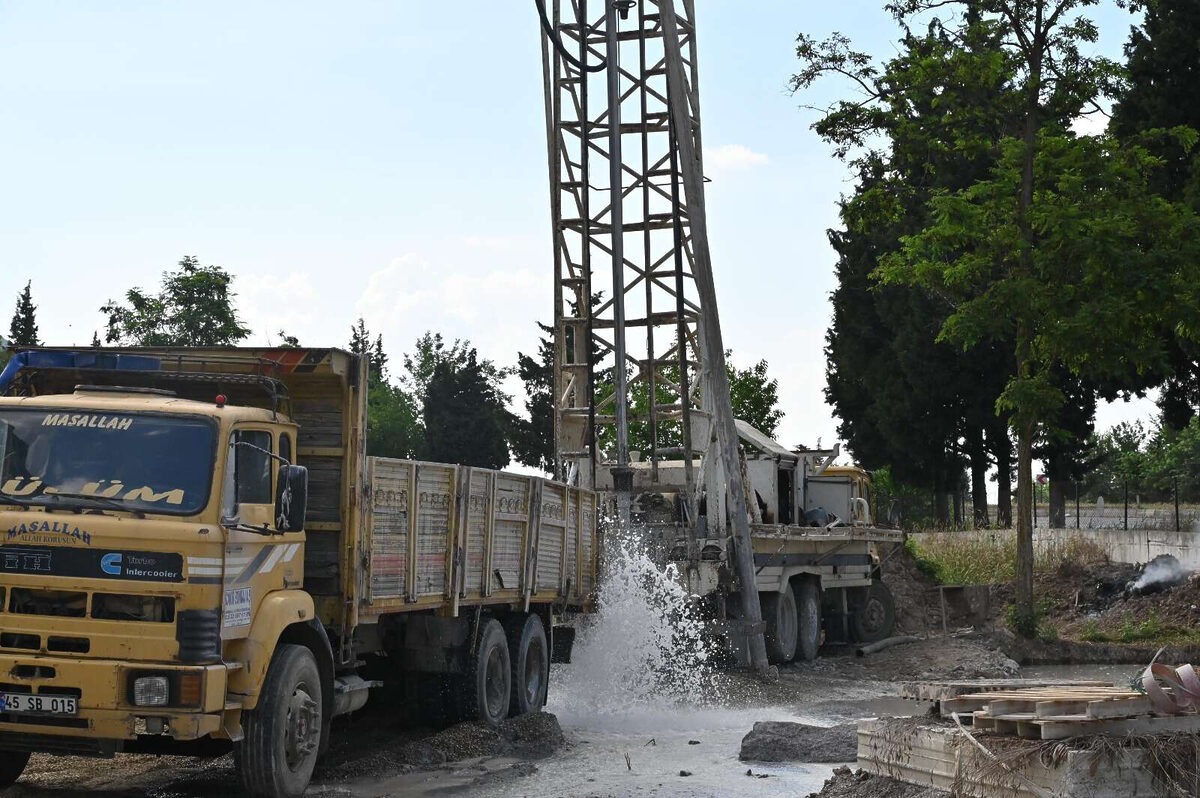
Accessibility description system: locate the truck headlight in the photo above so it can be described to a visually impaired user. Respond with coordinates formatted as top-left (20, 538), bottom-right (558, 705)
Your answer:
top-left (132, 676), bottom-right (170, 707)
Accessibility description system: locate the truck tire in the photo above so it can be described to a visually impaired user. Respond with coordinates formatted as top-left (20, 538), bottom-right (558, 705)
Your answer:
top-left (761, 589), bottom-right (798, 664)
top-left (795, 579), bottom-right (822, 662)
top-left (238, 644), bottom-right (324, 798)
top-left (851, 582), bottom-right (896, 645)
top-left (504, 614), bottom-right (549, 716)
top-left (0, 750), bottom-right (29, 787)
top-left (464, 618), bottom-right (511, 726)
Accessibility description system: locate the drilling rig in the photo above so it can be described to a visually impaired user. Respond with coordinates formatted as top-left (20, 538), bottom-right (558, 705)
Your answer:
top-left (537, 0), bottom-right (772, 676)
top-left (538, 0), bottom-right (902, 671)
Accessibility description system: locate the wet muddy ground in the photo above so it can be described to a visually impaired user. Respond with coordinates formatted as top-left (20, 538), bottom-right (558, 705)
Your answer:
top-left (5, 636), bottom-right (1076, 798)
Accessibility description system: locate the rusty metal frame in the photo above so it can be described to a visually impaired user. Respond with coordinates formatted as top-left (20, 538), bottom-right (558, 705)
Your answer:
top-left (542, 0), bottom-right (707, 509)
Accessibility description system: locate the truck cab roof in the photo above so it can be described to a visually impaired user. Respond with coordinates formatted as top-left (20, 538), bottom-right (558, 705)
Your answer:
top-left (0, 387), bottom-right (286, 425)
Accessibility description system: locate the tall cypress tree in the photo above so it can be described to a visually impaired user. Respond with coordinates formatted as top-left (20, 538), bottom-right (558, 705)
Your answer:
top-left (1111, 0), bottom-right (1200, 429)
top-left (9, 281), bottom-right (40, 347)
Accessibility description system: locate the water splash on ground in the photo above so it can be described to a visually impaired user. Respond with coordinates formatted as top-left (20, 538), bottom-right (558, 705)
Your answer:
top-left (551, 524), bottom-right (725, 723)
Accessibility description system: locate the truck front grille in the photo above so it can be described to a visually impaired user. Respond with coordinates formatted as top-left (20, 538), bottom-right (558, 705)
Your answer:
top-left (0, 633), bottom-right (39, 651)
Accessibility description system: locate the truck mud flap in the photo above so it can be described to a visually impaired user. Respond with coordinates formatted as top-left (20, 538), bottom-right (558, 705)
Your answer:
top-left (550, 625), bottom-right (576, 664)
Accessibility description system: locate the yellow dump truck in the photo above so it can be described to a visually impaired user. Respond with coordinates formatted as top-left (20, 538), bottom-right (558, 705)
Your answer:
top-left (0, 346), bottom-right (596, 797)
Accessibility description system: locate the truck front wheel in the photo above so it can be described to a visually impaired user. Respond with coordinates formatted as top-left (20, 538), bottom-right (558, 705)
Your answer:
top-left (238, 644), bottom-right (324, 798)
top-left (0, 750), bottom-right (30, 787)
top-left (465, 619), bottom-right (511, 726)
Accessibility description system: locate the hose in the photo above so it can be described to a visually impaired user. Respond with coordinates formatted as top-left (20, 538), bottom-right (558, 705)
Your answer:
top-left (534, 0), bottom-right (607, 73)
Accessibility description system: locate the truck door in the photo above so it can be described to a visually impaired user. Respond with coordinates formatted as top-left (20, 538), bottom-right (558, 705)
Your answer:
top-left (219, 427), bottom-right (304, 639)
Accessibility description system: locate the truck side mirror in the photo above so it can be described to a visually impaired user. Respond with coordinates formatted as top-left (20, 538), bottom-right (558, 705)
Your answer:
top-left (275, 464), bottom-right (308, 532)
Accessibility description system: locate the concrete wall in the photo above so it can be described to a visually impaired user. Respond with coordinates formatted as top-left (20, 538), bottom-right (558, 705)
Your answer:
top-left (918, 527), bottom-right (1200, 569)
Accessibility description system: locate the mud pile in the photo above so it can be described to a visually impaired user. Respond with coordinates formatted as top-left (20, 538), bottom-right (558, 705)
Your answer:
top-left (807, 766), bottom-right (947, 798)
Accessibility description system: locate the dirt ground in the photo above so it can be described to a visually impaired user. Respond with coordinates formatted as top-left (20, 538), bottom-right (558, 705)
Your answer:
top-left (807, 766), bottom-right (946, 798)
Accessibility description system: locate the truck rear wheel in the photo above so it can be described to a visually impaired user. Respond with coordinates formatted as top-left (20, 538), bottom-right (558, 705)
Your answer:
top-left (465, 618), bottom-right (511, 726)
top-left (850, 582), bottom-right (896, 645)
top-left (0, 750), bottom-right (29, 787)
top-left (238, 644), bottom-right (324, 798)
top-left (761, 589), bottom-right (798, 664)
top-left (795, 579), bottom-right (822, 662)
top-left (504, 613), bottom-right (549, 716)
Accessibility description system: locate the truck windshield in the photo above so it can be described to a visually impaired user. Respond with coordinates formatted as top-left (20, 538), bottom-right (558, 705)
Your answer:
top-left (0, 409), bottom-right (216, 516)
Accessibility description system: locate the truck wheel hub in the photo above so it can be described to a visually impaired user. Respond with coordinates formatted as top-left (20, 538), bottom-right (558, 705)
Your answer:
top-left (285, 687), bottom-right (320, 766)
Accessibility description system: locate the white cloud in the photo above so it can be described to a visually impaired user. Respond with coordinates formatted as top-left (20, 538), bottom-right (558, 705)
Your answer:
top-left (704, 143), bottom-right (769, 172)
top-left (236, 271), bottom-right (319, 346)
top-left (354, 254), bottom-right (436, 330)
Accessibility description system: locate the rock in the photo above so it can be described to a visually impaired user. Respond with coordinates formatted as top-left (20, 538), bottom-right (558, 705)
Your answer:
top-left (739, 721), bottom-right (858, 763)
top-left (498, 711), bottom-right (565, 758)
top-left (688, 739), bottom-right (701, 745)
top-left (679, 770), bottom-right (692, 777)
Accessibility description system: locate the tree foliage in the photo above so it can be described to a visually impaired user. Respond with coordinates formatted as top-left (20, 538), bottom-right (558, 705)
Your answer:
top-left (101, 256), bottom-right (250, 346)
top-left (510, 322), bottom-right (555, 473)
top-left (424, 352), bottom-right (511, 470)
top-left (1111, 0), bottom-right (1200, 429)
top-left (8, 281), bottom-right (40, 347)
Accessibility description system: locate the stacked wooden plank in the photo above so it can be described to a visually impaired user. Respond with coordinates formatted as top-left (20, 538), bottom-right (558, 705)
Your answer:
top-left (943, 685), bottom-right (1200, 740)
top-left (900, 678), bottom-right (1111, 703)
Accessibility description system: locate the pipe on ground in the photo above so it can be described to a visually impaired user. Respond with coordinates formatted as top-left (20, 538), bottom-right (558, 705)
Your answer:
top-left (855, 635), bottom-right (921, 658)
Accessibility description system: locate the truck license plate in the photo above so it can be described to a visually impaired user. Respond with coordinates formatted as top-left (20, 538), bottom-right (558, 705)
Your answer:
top-left (0, 693), bottom-right (78, 716)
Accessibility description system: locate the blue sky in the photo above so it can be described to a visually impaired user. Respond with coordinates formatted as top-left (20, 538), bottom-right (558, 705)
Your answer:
top-left (0, 0), bottom-right (1153, 453)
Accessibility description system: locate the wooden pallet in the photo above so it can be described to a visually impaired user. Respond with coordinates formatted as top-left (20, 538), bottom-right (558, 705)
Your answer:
top-left (945, 685), bottom-right (1200, 740)
top-left (901, 678), bottom-right (1111, 703)
top-left (941, 687), bottom-right (1140, 717)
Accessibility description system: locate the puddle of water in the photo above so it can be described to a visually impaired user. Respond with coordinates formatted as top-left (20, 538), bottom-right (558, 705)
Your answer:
top-left (1021, 662), bottom-right (1140, 686)
top-left (469, 528), bottom-right (912, 797)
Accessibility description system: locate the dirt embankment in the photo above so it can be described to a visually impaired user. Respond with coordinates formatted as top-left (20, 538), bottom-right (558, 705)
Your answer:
top-left (884, 540), bottom-right (1200, 664)
top-left (807, 766), bottom-right (947, 798)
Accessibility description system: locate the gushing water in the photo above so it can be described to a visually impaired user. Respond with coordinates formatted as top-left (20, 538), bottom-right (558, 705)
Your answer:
top-left (552, 525), bottom-right (725, 721)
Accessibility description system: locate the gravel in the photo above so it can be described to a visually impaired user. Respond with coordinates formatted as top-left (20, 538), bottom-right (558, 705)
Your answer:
top-left (806, 766), bottom-right (948, 798)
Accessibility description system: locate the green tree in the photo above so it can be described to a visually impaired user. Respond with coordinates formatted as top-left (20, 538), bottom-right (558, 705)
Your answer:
top-left (510, 322), bottom-right (555, 473)
top-left (424, 353), bottom-right (511, 469)
top-left (1111, 0), bottom-right (1200, 429)
top-left (277, 331), bottom-right (301, 348)
top-left (8, 281), bottom-right (41, 347)
top-left (101, 256), bottom-right (250, 346)
top-left (797, 14), bottom-right (1021, 526)
top-left (880, 130), bottom-right (1200, 631)
top-left (90, 331), bottom-right (102, 348)
top-left (348, 319), bottom-right (422, 459)
top-left (869, 0), bottom-right (1200, 632)
top-left (402, 332), bottom-right (509, 410)
top-left (349, 318), bottom-right (387, 381)
top-left (727, 353), bottom-right (784, 437)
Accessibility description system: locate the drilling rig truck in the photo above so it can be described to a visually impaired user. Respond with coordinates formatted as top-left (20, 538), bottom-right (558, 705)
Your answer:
top-left (0, 346), bottom-right (596, 798)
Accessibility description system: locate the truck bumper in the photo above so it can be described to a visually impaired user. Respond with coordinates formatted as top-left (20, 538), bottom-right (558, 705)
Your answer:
top-left (0, 653), bottom-right (228, 749)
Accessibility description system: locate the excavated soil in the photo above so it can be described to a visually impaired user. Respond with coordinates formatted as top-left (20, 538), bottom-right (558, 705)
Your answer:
top-left (806, 766), bottom-right (947, 798)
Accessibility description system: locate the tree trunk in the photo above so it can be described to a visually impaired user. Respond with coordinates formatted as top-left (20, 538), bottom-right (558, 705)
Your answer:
top-left (1047, 454), bottom-right (1068, 529)
top-left (968, 426), bottom-right (990, 528)
top-left (994, 434), bottom-right (1013, 528)
top-left (952, 487), bottom-right (962, 529)
top-left (934, 482), bottom-right (951, 528)
top-left (1015, 419), bottom-right (1036, 633)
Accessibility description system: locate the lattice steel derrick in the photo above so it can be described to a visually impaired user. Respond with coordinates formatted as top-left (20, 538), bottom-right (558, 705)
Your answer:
top-left (541, 0), bottom-right (712, 512)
